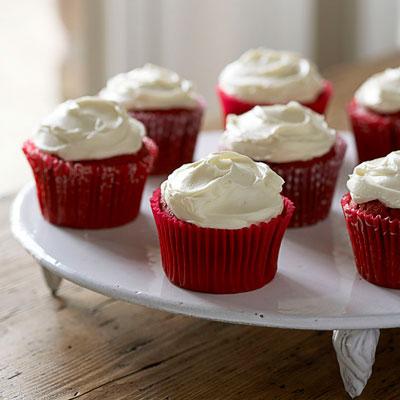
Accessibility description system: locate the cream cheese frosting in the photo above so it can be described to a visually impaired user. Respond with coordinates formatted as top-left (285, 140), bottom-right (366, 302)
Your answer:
top-left (161, 151), bottom-right (284, 229)
top-left (220, 102), bottom-right (336, 163)
top-left (218, 48), bottom-right (324, 103)
top-left (33, 96), bottom-right (145, 161)
top-left (355, 68), bottom-right (400, 114)
top-left (100, 63), bottom-right (200, 110)
top-left (347, 151), bottom-right (400, 208)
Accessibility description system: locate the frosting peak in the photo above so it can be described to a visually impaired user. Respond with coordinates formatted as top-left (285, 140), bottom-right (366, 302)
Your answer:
top-left (100, 63), bottom-right (200, 110)
top-left (347, 151), bottom-right (400, 208)
top-left (33, 96), bottom-right (145, 161)
top-left (161, 151), bottom-right (284, 229)
top-left (220, 102), bottom-right (336, 163)
top-left (355, 68), bottom-right (400, 114)
top-left (218, 48), bottom-right (324, 103)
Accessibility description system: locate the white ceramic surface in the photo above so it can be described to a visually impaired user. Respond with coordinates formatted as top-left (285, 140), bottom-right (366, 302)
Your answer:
top-left (11, 132), bottom-right (400, 330)
top-left (333, 329), bottom-right (380, 398)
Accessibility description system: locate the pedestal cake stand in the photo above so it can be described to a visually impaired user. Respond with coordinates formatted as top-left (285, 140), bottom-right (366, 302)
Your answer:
top-left (11, 132), bottom-right (400, 398)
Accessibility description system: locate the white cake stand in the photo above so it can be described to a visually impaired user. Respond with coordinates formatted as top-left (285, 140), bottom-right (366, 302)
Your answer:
top-left (11, 132), bottom-right (400, 398)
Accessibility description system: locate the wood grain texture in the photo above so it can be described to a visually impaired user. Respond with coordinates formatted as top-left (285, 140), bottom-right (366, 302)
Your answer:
top-left (2, 55), bottom-right (400, 399)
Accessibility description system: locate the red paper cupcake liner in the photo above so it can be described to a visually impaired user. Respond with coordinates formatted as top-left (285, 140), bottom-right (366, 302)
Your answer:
top-left (348, 99), bottom-right (400, 163)
top-left (150, 188), bottom-right (294, 294)
top-left (341, 193), bottom-right (400, 288)
top-left (217, 80), bottom-right (332, 124)
top-left (23, 137), bottom-right (158, 229)
top-left (128, 104), bottom-right (204, 175)
top-left (267, 135), bottom-right (347, 228)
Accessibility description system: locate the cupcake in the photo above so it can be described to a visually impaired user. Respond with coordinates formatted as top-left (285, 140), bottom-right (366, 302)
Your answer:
top-left (150, 151), bottom-right (294, 293)
top-left (23, 96), bottom-right (158, 229)
top-left (348, 68), bottom-right (400, 163)
top-left (100, 63), bottom-right (204, 175)
top-left (220, 102), bottom-right (346, 227)
top-left (342, 151), bottom-right (400, 288)
top-left (217, 48), bottom-right (332, 123)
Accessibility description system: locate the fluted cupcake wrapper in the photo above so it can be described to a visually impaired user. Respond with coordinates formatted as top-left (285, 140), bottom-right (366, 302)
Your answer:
top-left (128, 105), bottom-right (204, 175)
top-left (23, 137), bottom-right (158, 229)
top-left (217, 80), bottom-right (333, 125)
top-left (150, 188), bottom-right (294, 294)
top-left (265, 135), bottom-right (346, 228)
top-left (348, 99), bottom-right (400, 163)
top-left (341, 193), bottom-right (400, 288)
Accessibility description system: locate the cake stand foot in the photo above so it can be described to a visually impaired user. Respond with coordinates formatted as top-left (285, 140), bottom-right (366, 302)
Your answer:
top-left (332, 329), bottom-right (380, 398)
top-left (41, 267), bottom-right (62, 295)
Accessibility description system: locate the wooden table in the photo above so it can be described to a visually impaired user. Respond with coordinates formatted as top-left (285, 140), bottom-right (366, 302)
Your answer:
top-left (2, 55), bottom-right (400, 400)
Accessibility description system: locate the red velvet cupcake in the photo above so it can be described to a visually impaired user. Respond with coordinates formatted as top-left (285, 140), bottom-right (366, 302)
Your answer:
top-left (100, 64), bottom-right (204, 175)
top-left (217, 48), bottom-right (332, 124)
top-left (217, 81), bottom-right (332, 123)
top-left (348, 68), bottom-right (400, 162)
top-left (220, 102), bottom-right (346, 227)
top-left (23, 96), bottom-right (157, 229)
top-left (150, 151), bottom-right (294, 293)
top-left (342, 151), bottom-right (400, 288)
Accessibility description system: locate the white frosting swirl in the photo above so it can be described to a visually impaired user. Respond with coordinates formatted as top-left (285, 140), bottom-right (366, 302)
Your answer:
top-left (161, 151), bottom-right (284, 229)
top-left (33, 96), bottom-right (145, 161)
top-left (100, 63), bottom-right (200, 110)
top-left (347, 151), bottom-right (400, 209)
top-left (220, 102), bottom-right (335, 163)
top-left (219, 48), bottom-right (324, 103)
top-left (355, 68), bottom-right (400, 114)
